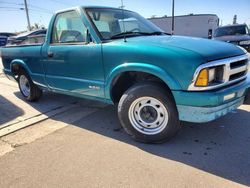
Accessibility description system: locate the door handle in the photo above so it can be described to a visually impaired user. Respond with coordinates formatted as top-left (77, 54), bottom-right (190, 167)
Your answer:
top-left (48, 52), bottom-right (54, 58)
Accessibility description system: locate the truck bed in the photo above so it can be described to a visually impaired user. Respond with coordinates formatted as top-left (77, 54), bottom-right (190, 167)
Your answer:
top-left (1, 44), bottom-right (44, 80)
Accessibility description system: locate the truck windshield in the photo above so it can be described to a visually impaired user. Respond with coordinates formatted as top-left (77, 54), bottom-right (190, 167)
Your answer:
top-left (85, 8), bottom-right (167, 40)
top-left (214, 25), bottom-right (248, 37)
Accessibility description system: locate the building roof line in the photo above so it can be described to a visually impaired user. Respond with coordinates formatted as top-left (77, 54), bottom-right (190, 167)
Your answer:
top-left (148, 14), bottom-right (218, 20)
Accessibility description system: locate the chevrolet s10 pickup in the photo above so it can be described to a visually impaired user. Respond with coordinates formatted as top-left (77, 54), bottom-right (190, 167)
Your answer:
top-left (1, 6), bottom-right (250, 143)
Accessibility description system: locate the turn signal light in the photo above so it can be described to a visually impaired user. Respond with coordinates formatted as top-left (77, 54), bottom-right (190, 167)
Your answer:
top-left (195, 69), bottom-right (208, 87)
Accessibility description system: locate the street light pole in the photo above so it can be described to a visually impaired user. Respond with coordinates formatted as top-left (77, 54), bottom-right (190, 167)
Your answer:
top-left (172, 0), bottom-right (175, 35)
top-left (24, 0), bottom-right (31, 31)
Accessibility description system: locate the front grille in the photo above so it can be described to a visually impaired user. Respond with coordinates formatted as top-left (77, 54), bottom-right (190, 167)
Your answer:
top-left (229, 71), bottom-right (246, 81)
top-left (228, 58), bottom-right (248, 82)
top-left (230, 59), bottom-right (248, 69)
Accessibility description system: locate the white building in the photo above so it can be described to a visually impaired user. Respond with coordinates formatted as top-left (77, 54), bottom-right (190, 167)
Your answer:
top-left (149, 14), bottom-right (219, 39)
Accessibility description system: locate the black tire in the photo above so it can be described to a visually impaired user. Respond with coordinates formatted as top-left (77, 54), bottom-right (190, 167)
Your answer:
top-left (244, 88), bottom-right (250, 105)
top-left (118, 82), bottom-right (180, 143)
top-left (18, 69), bottom-right (42, 102)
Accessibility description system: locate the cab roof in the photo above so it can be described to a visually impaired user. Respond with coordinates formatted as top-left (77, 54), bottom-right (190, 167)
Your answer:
top-left (55, 6), bottom-right (123, 14)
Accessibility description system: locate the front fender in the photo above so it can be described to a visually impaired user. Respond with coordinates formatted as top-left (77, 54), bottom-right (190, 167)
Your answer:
top-left (10, 59), bottom-right (32, 75)
top-left (105, 63), bottom-right (181, 99)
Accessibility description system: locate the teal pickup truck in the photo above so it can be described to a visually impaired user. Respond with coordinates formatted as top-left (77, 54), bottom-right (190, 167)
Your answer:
top-left (1, 6), bottom-right (250, 143)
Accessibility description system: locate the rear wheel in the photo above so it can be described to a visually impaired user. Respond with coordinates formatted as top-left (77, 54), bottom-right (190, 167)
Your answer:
top-left (118, 83), bottom-right (180, 143)
top-left (18, 69), bottom-right (42, 102)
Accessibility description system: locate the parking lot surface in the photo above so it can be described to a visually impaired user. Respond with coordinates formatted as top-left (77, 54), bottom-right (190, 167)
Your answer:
top-left (0, 72), bottom-right (250, 187)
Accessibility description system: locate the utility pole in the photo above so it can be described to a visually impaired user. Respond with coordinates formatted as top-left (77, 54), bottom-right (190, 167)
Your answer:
top-left (119, 0), bottom-right (125, 9)
top-left (24, 0), bottom-right (31, 31)
top-left (233, 15), bottom-right (237, 25)
top-left (171, 0), bottom-right (175, 35)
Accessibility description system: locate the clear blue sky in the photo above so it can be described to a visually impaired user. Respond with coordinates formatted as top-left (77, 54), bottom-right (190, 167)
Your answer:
top-left (0, 0), bottom-right (250, 32)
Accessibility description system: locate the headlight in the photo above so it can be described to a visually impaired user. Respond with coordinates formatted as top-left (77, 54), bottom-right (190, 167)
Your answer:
top-left (195, 66), bottom-right (224, 87)
top-left (239, 40), bottom-right (250, 45)
top-left (208, 68), bottom-right (216, 82)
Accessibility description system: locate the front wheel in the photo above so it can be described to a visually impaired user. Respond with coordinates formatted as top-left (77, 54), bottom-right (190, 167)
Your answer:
top-left (118, 83), bottom-right (180, 143)
top-left (18, 69), bottom-right (42, 102)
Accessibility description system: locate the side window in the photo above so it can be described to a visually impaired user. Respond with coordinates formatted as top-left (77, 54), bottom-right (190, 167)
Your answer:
top-left (94, 21), bottom-right (110, 32)
top-left (93, 20), bottom-right (111, 39)
top-left (52, 11), bottom-right (87, 44)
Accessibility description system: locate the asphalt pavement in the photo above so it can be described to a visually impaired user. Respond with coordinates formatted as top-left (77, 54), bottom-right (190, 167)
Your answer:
top-left (0, 73), bottom-right (250, 188)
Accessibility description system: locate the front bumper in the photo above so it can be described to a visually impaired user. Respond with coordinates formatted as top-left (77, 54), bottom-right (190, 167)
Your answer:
top-left (177, 97), bottom-right (244, 123)
top-left (173, 74), bottom-right (250, 123)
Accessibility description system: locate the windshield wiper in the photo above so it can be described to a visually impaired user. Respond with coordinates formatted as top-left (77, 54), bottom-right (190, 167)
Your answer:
top-left (110, 32), bottom-right (147, 39)
top-left (147, 31), bottom-right (172, 36)
top-left (110, 31), bottom-right (171, 39)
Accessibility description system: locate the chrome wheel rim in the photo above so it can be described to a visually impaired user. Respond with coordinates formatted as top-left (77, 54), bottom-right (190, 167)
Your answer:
top-left (19, 75), bottom-right (30, 97)
top-left (128, 97), bottom-right (169, 135)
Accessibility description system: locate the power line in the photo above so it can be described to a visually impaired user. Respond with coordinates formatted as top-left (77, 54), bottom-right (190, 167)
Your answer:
top-left (0, 1), bottom-right (53, 13)
top-left (28, 4), bottom-right (53, 13)
top-left (48, 0), bottom-right (71, 6)
top-left (29, 9), bottom-right (52, 14)
top-left (0, 9), bottom-right (23, 11)
top-left (0, 6), bottom-right (21, 9)
top-left (0, 6), bottom-right (24, 10)
top-left (0, 6), bottom-right (52, 15)
top-left (0, 4), bottom-right (53, 13)
top-left (0, 1), bottom-right (21, 5)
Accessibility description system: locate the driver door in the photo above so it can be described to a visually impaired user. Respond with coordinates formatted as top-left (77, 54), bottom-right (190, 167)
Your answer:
top-left (44, 10), bottom-right (104, 98)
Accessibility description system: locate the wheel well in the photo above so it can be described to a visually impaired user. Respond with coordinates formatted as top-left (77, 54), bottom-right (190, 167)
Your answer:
top-left (111, 71), bottom-right (172, 103)
top-left (11, 64), bottom-right (25, 80)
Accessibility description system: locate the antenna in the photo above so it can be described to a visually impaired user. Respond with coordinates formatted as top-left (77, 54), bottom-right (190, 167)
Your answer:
top-left (120, 0), bottom-right (127, 42)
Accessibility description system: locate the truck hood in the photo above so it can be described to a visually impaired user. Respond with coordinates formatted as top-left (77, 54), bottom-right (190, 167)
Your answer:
top-left (213, 35), bottom-right (250, 43)
top-left (125, 35), bottom-right (245, 62)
